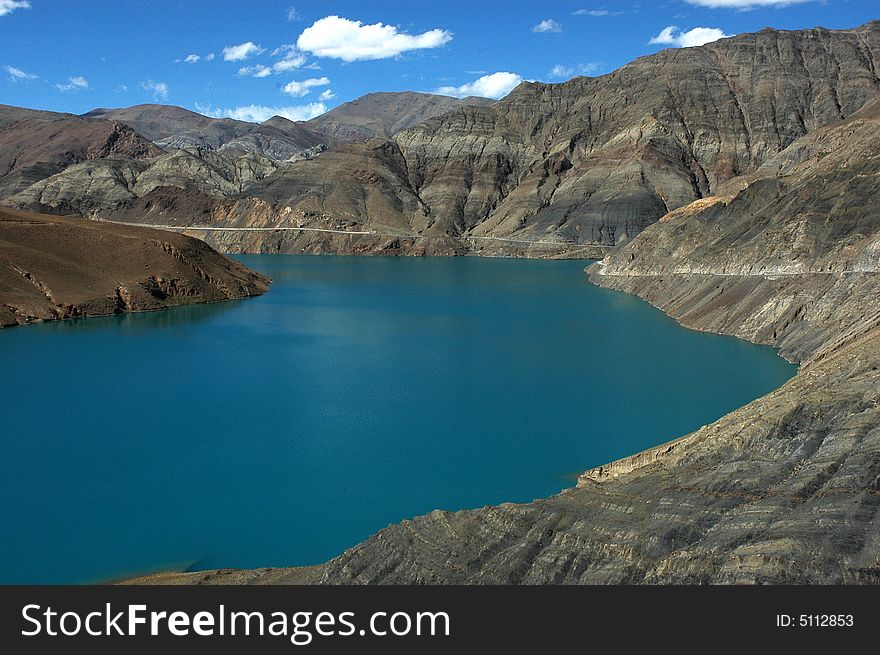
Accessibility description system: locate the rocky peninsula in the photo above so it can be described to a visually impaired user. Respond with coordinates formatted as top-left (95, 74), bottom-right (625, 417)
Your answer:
top-left (0, 208), bottom-right (269, 328)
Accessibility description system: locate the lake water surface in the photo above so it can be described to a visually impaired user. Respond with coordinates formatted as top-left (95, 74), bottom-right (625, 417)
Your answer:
top-left (0, 256), bottom-right (795, 583)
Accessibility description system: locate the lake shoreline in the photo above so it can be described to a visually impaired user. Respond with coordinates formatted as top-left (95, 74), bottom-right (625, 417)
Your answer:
top-left (131, 266), bottom-right (879, 584)
top-left (1, 255), bottom-right (795, 584)
top-left (91, 219), bottom-right (612, 261)
top-left (114, 257), bottom-right (812, 586)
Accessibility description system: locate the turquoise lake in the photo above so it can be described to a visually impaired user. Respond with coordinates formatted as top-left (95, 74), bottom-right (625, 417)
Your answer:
top-left (0, 256), bottom-right (796, 583)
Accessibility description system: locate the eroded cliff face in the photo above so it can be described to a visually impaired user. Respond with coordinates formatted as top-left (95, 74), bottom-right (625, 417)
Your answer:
top-left (131, 73), bottom-right (880, 586)
top-left (399, 22), bottom-right (880, 246)
top-left (0, 208), bottom-right (269, 328)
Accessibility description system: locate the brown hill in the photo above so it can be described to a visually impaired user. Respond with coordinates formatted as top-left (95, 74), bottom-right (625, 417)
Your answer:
top-left (0, 208), bottom-right (269, 328)
top-left (0, 104), bottom-right (75, 129)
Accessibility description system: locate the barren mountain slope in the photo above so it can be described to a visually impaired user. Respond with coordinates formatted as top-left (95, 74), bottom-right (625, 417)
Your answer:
top-left (306, 91), bottom-right (495, 141)
top-left (83, 104), bottom-right (332, 160)
top-left (17, 22), bottom-right (877, 257)
top-left (0, 111), bottom-right (163, 199)
top-left (0, 104), bottom-right (75, 129)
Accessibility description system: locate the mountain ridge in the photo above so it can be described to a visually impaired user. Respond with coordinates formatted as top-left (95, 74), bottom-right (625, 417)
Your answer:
top-left (82, 103), bottom-right (333, 160)
top-left (4, 21), bottom-right (878, 257)
top-left (306, 91), bottom-right (495, 142)
top-left (0, 111), bottom-right (163, 199)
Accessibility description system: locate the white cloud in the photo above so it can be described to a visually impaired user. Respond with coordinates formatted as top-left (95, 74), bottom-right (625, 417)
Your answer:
top-left (222, 41), bottom-right (265, 62)
top-left (318, 89), bottom-right (336, 100)
top-left (436, 72), bottom-right (523, 100)
top-left (141, 80), bottom-right (169, 100)
top-left (297, 15), bottom-right (452, 62)
top-left (549, 65), bottom-right (574, 79)
top-left (282, 76), bottom-right (330, 97)
top-left (686, 0), bottom-right (812, 8)
top-left (56, 76), bottom-right (88, 92)
top-left (198, 102), bottom-right (327, 123)
top-left (547, 63), bottom-right (603, 80)
top-left (4, 64), bottom-right (37, 81)
top-left (650, 26), bottom-right (732, 48)
top-left (573, 9), bottom-right (609, 16)
top-left (272, 46), bottom-right (308, 72)
top-left (286, 6), bottom-right (300, 21)
top-left (238, 64), bottom-right (272, 78)
top-left (532, 19), bottom-right (562, 33)
top-left (0, 1), bottom-right (29, 17)
top-left (181, 53), bottom-right (214, 63)
top-left (273, 55), bottom-right (307, 72)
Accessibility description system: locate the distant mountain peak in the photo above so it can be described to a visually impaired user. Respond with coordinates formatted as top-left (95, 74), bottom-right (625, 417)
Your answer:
top-left (306, 91), bottom-right (494, 142)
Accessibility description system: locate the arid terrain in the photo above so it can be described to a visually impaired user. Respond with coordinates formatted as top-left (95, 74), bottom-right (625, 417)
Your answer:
top-left (2, 21), bottom-right (879, 584)
top-left (0, 208), bottom-right (268, 328)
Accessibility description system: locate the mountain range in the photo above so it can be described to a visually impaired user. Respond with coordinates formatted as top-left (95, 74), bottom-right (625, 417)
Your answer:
top-left (2, 22), bottom-right (878, 258)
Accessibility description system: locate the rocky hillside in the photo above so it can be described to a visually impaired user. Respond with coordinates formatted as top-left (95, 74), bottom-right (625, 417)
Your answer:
top-left (6, 22), bottom-right (878, 257)
top-left (0, 208), bottom-right (269, 328)
top-left (593, 96), bottom-right (880, 360)
top-left (6, 147), bottom-right (288, 212)
top-left (359, 21), bottom-right (880, 246)
top-left (0, 104), bottom-right (302, 210)
top-left (83, 104), bottom-right (332, 161)
top-left (0, 104), bottom-right (75, 129)
top-left (0, 105), bottom-right (331, 212)
top-left (134, 77), bottom-right (880, 586)
top-left (306, 91), bottom-right (494, 142)
top-left (0, 108), bottom-right (163, 199)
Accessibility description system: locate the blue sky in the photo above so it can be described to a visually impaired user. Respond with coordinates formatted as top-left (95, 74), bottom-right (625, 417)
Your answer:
top-left (1, 1), bottom-right (876, 122)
